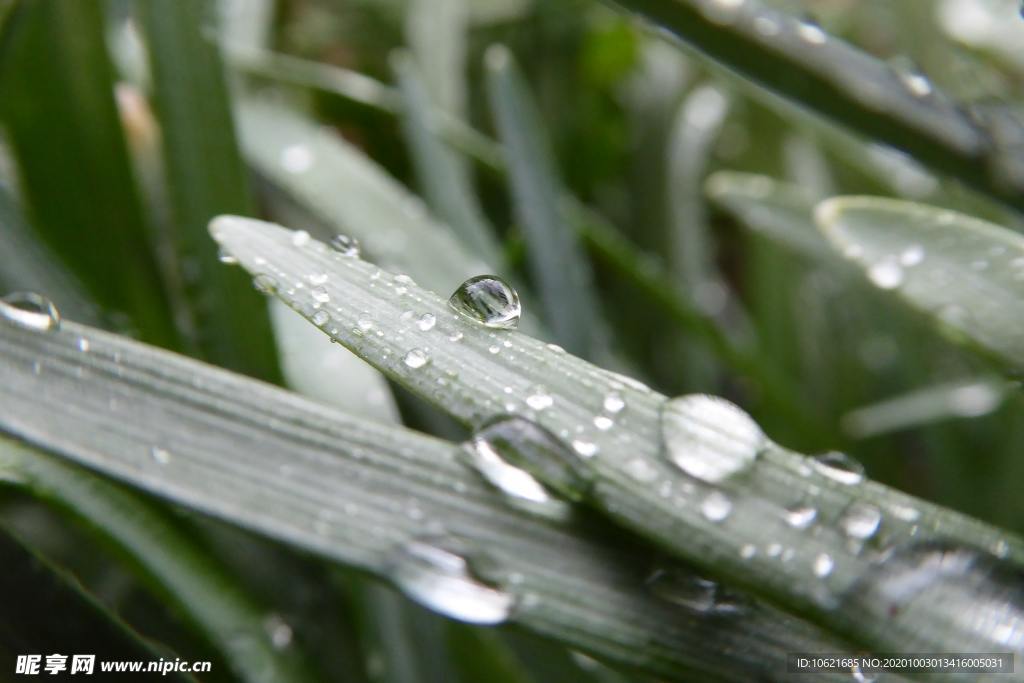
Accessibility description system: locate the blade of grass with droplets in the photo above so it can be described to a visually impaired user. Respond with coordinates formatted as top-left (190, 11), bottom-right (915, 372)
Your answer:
top-left (0, 526), bottom-right (192, 682)
top-left (0, 0), bottom-right (178, 347)
top-left (0, 316), bottom-right (862, 682)
top-left (393, 52), bottom-right (503, 265)
top-left (485, 46), bottom-right (607, 359)
top-left (0, 437), bottom-right (315, 683)
top-left (816, 197), bottom-right (1024, 372)
top-left (209, 215), bottom-right (1024, 658)
top-left (137, 0), bottom-right (280, 381)
top-left (604, 0), bottom-right (1024, 213)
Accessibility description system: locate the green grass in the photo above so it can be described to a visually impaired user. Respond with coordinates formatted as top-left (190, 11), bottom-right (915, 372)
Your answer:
top-left (1, 0), bottom-right (1023, 681)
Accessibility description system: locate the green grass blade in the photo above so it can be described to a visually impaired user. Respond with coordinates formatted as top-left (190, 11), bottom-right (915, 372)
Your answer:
top-left (0, 437), bottom-right (316, 683)
top-left (404, 0), bottom-right (467, 117)
top-left (209, 215), bottom-right (1023, 659)
top-left (0, 0), bottom-right (177, 346)
top-left (393, 52), bottom-right (503, 265)
top-left (137, 0), bottom-right (280, 381)
top-left (484, 46), bottom-right (607, 358)
top-left (816, 196), bottom-right (1024, 371)
top-left (0, 315), bottom-right (858, 682)
top-left (604, 0), bottom-right (1024, 212)
top-left (0, 526), bottom-right (194, 681)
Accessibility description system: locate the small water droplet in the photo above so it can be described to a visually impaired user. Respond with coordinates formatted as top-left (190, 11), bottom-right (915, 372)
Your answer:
top-left (465, 435), bottom-right (566, 518)
top-left (624, 458), bottom-right (659, 482)
top-left (291, 230), bottom-right (311, 247)
top-left (603, 393), bottom-right (626, 414)
top-left (813, 553), bottom-right (834, 578)
top-left (264, 614), bottom-right (293, 649)
top-left (661, 394), bottom-right (766, 483)
top-left (150, 447), bottom-right (171, 465)
top-left (448, 275), bottom-right (521, 329)
top-left (785, 504), bottom-right (818, 529)
top-left (308, 272), bottom-right (329, 285)
top-left (311, 287), bottom-right (330, 304)
top-left (280, 144), bottom-right (314, 173)
top-left (797, 18), bottom-right (827, 45)
top-left (403, 348), bottom-right (430, 369)
top-left (899, 244), bottom-right (925, 267)
top-left (593, 416), bottom-right (613, 431)
top-left (525, 388), bottom-right (553, 411)
top-left (0, 293), bottom-right (61, 331)
top-left (811, 451), bottom-right (865, 485)
top-left (417, 313), bottom-right (436, 331)
top-left (740, 544), bottom-right (757, 559)
top-left (701, 490), bottom-right (732, 522)
top-left (867, 260), bottom-right (904, 289)
top-left (312, 310), bottom-right (330, 327)
top-left (387, 537), bottom-right (513, 625)
top-left (471, 416), bottom-right (589, 501)
top-left (253, 274), bottom-right (278, 295)
top-left (329, 234), bottom-right (360, 257)
top-left (897, 68), bottom-right (933, 97)
top-left (840, 502), bottom-right (882, 540)
top-left (217, 248), bottom-right (238, 264)
top-left (571, 439), bottom-right (599, 458)
top-left (77, 337), bottom-right (90, 352)
top-left (646, 568), bottom-right (741, 613)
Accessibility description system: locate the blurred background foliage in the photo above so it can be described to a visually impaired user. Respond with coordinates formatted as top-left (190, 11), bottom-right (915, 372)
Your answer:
top-left (0, 0), bottom-right (1022, 680)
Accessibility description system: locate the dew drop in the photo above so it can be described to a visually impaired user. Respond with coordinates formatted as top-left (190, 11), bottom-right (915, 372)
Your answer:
top-left (899, 244), bottom-right (925, 267)
top-left (280, 144), bottom-right (314, 173)
top-left (387, 537), bottom-right (514, 625)
top-left (471, 416), bottom-right (589, 502)
top-left (593, 416), bottom-right (614, 431)
top-left (624, 458), bottom-right (659, 482)
top-left (813, 553), bottom-right (834, 578)
top-left (329, 234), bottom-right (360, 257)
top-left (465, 434), bottom-right (559, 510)
top-left (403, 348), bottom-right (430, 369)
top-left (701, 490), bottom-right (733, 522)
top-left (571, 439), bottom-right (599, 458)
top-left (311, 287), bottom-right (330, 304)
top-left (253, 274), bottom-right (278, 295)
top-left (291, 229), bottom-right (311, 247)
top-left (867, 260), bottom-right (904, 289)
top-left (661, 394), bottom-right (766, 483)
top-left (603, 393), bottom-right (626, 414)
top-left (417, 313), bottom-right (436, 331)
top-left (308, 272), bottom-right (329, 285)
top-left (264, 614), bottom-right (293, 649)
top-left (312, 310), bottom-right (330, 327)
top-left (150, 447), bottom-right (171, 465)
top-left (525, 388), bottom-right (553, 411)
top-left (77, 338), bottom-right (90, 352)
top-left (646, 569), bottom-right (719, 613)
top-left (0, 292), bottom-right (61, 332)
top-left (797, 18), bottom-right (827, 45)
top-left (448, 275), bottom-right (521, 329)
top-left (811, 451), bottom-right (865, 485)
top-left (785, 504), bottom-right (818, 529)
top-left (217, 248), bottom-right (238, 264)
top-left (840, 502), bottom-right (882, 540)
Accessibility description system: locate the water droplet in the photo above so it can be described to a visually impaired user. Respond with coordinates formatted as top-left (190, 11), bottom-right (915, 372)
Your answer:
top-left (264, 614), bottom-right (293, 649)
top-left (603, 393), bottom-right (626, 414)
top-left (448, 275), bottom-right (521, 329)
top-left (525, 388), bottom-right (553, 411)
top-left (387, 537), bottom-right (513, 625)
top-left (740, 544), bottom-right (757, 559)
top-left (217, 248), bottom-right (238, 264)
top-left (465, 434), bottom-right (559, 509)
top-left (593, 416), bottom-right (614, 431)
top-left (311, 287), bottom-right (330, 303)
top-left (797, 18), bottom-right (827, 45)
top-left (571, 439), bottom-right (599, 458)
top-left (647, 568), bottom-right (734, 613)
top-left (291, 230), bottom-right (311, 247)
top-left (701, 490), bottom-right (732, 522)
top-left (253, 274), bottom-right (278, 295)
top-left (403, 348), bottom-right (430, 369)
top-left (811, 452), bottom-right (865, 485)
top-left (280, 144), bottom-right (314, 173)
top-left (0, 293), bottom-right (61, 332)
top-left (899, 244), bottom-right (925, 267)
top-left (471, 416), bottom-right (589, 502)
top-left (329, 234), bottom-right (360, 257)
top-left (417, 313), bottom-right (436, 331)
top-left (785, 504), bottom-right (818, 529)
top-left (449, 331), bottom-right (463, 342)
top-left (150, 447), bottom-right (171, 465)
top-left (77, 338), bottom-right (90, 352)
top-left (661, 394), bottom-right (766, 483)
top-left (845, 540), bottom-right (1024, 650)
top-left (308, 272), bottom-right (329, 285)
top-left (840, 502), bottom-right (882, 540)
top-left (312, 310), bottom-right (330, 327)
top-left (867, 260), bottom-right (904, 289)
top-left (897, 68), bottom-right (933, 97)
top-left (813, 553), bottom-right (834, 578)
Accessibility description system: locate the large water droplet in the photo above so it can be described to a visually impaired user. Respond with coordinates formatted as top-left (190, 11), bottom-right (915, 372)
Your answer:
top-left (646, 567), bottom-right (745, 614)
top-left (311, 310), bottom-right (330, 327)
top-left (329, 234), bottom-right (360, 257)
top-left (448, 275), bottom-right (521, 329)
top-left (388, 537), bottom-right (514, 625)
top-left (403, 348), bottom-right (430, 369)
top-left (845, 540), bottom-right (1024, 651)
top-left (811, 451), bottom-right (865, 486)
top-left (839, 502), bottom-right (882, 540)
top-left (0, 293), bottom-right (61, 332)
top-left (465, 436), bottom-right (552, 504)
top-left (417, 313), bottom-right (436, 331)
top-left (661, 394), bottom-right (766, 483)
top-left (150, 447), bottom-right (171, 465)
top-left (472, 416), bottom-right (590, 502)
top-left (797, 18), bottom-right (827, 45)
top-left (217, 248), bottom-right (238, 264)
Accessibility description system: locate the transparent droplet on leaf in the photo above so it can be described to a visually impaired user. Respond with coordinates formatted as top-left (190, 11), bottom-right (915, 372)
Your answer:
top-left (701, 490), bottom-right (733, 522)
top-left (417, 313), bottom-right (436, 331)
top-left (311, 310), bottom-right (330, 327)
top-left (253, 274), bottom-right (278, 295)
top-left (785, 504), bottom-right (818, 529)
top-left (150, 447), bottom-right (171, 465)
top-left (525, 387), bottom-right (553, 411)
top-left (811, 451), bottom-right (865, 486)
top-left (661, 394), bottom-right (766, 483)
top-left (840, 502), bottom-right (882, 540)
top-left (0, 292), bottom-right (61, 332)
top-left (403, 348), bottom-right (430, 369)
top-left (465, 436), bottom-right (552, 505)
top-left (646, 568), bottom-right (744, 614)
top-left (329, 234), bottom-right (360, 257)
top-left (471, 416), bottom-right (590, 502)
top-left (448, 275), bottom-right (521, 329)
top-left (813, 553), bottom-right (834, 578)
top-left (291, 229), bottom-right (311, 247)
top-left (387, 536), bottom-right (514, 625)
top-left (217, 248), bottom-right (238, 264)
top-left (603, 393), bottom-right (626, 414)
